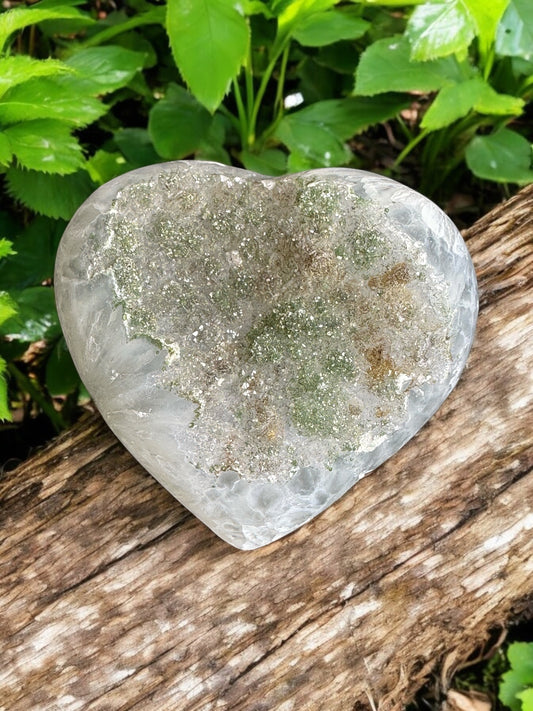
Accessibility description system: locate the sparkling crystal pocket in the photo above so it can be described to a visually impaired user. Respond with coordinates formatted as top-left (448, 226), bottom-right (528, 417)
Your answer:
top-left (55, 161), bottom-right (478, 549)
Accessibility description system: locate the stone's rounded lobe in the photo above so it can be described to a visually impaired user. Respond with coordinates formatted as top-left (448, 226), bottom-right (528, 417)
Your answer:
top-left (55, 161), bottom-right (478, 550)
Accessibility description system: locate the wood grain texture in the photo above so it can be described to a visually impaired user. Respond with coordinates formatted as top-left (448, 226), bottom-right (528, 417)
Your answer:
top-left (1, 186), bottom-right (532, 710)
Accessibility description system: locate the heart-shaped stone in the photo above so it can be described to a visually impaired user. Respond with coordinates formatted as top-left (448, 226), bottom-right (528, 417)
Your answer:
top-left (55, 162), bottom-right (477, 549)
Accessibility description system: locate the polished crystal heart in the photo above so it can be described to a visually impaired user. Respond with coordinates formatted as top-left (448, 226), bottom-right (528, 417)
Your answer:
top-left (55, 161), bottom-right (478, 549)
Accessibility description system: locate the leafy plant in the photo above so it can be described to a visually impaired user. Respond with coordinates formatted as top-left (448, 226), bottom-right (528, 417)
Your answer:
top-left (353, 0), bottom-right (533, 192)
top-left (500, 642), bottom-right (533, 711)
top-left (155, 0), bottom-right (409, 173)
top-left (0, 238), bottom-right (16, 420)
top-left (0, 0), bottom-right (157, 428)
top-left (0, 0), bottom-right (148, 219)
top-left (0, 0), bottom-right (532, 435)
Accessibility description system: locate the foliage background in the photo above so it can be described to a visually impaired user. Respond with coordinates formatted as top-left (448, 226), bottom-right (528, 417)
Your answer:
top-left (0, 0), bottom-right (531, 706)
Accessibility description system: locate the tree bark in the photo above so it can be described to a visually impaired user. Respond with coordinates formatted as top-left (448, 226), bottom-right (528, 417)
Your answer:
top-left (1, 186), bottom-right (532, 711)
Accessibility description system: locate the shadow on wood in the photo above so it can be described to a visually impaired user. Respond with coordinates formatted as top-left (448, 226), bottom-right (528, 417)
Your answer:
top-left (1, 186), bottom-right (532, 710)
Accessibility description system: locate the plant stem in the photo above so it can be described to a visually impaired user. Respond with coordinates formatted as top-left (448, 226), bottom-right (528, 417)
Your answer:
top-left (248, 39), bottom-right (289, 149)
top-left (7, 362), bottom-right (66, 433)
top-left (395, 115), bottom-right (414, 142)
top-left (393, 128), bottom-right (430, 168)
top-left (482, 45), bottom-right (495, 81)
top-left (232, 77), bottom-right (248, 149)
top-left (273, 44), bottom-right (290, 123)
top-left (244, 49), bottom-right (255, 127)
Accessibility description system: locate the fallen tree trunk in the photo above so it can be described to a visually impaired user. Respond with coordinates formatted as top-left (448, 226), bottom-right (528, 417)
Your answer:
top-left (1, 186), bottom-right (532, 710)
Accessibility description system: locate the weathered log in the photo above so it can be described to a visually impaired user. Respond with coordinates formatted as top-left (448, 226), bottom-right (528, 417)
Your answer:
top-left (1, 186), bottom-right (532, 710)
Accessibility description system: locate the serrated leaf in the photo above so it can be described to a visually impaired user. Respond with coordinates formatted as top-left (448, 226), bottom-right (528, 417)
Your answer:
top-left (421, 77), bottom-right (524, 130)
top-left (166, 0), bottom-right (249, 113)
top-left (4, 119), bottom-right (85, 175)
top-left (61, 46), bottom-right (146, 95)
top-left (6, 168), bottom-right (95, 219)
top-left (0, 57), bottom-right (72, 99)
top-left (463, 0), bottom-right (510, 52)
top-left (0, 132), bottom-right (12, 166)
top-left (406, 0), bottom-right (476, 61)
top-left (0, 78), bottom-right (107, 127)
top-left (148, 84), bottom-right (212, 159)
top-left (0, 291), bottom-right (18, 324)
top-left (114, 128), bottom-right (160, 168)
top-left (0, 3), bottom-right (92, 52)
top-left (0, 286), bottom-right (59, 342)
top-left (465, 129), bottom-right (533, 184)
top-left (293, 9), bottom-right (369, 47)
top-left (240, 148), bottom-right (287, 175)
top-left (45, 336), bottom-right (80, 396)
top-left (0, 238), bottom-right (15, 260)
top-left (354, 36), bottom-right (462, 95)
top-left (0, 217), bottom-right (63, 289)
top-left (496, 0), bottom-right (533, 60)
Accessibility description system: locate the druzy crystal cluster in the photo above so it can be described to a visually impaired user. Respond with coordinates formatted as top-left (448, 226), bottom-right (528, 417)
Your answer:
top-left (55, 162), bottom-right (478, 549)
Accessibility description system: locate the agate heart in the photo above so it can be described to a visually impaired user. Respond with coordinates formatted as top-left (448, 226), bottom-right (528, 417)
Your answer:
top-left (55, 161), bottom-right (478, 549)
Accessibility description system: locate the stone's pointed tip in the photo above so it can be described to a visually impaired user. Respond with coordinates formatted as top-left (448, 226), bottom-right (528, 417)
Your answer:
top-left (55, 161), bottom-right (477, 550)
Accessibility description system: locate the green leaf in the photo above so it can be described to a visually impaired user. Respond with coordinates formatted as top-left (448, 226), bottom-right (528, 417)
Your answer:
top-left (148, 84), bottom-right (212, 159)
top-left (496, 0), bottom-right (533, 60)
top-left (518, 688), bottom-right (533, 711)
top-left (240, 148), bottom-right (287, 175)
top-left (421, 77), bottom-right (524, 130)
top-left (61, 46), bottom-right (146, 95)
top-left (277, 95), bottom-right (409, 170)
top-left (465, 128), bottom-right (533, 184)
top-left (45, 336), bottom-right (80, 396)
top-left (4, 119), bottom-right (85, 175)
top-left (0, 132), bottom-right (12, 166)
top-left (0, 78), bottom-right (108, 127)
top-left (243, 0), bottom-right (274, 17)
top-left (463, 0), bottom-right (510, 52)
top-left (316, 42), bottom-right (358, 75)
top-left (0, 357), bottom-right (11, 422)
top-left (0, 2), bottom-right (92, 52)
top-left (86, 150), bottom-right (129, 185)
top-left (0, 291), bottom-right (17, 325)
top-left (6, 168), bottom-right (95, 219)
top-left (406, 1), bottom-right (476, 61)
top-left (0, 238), bottom-right (15, 260)
top-left (0, 217), bottom-right (63, 289)
top-left (276, 117), bottom-right (351, 169)
top-left (114, 128), bottom-right (160, 168)
top-left (275, 0), bottom-right (335, 27)
top-left (0, 286), bottom-right (59, 342)
top-left (500, 643), bottom-right (533, 711)
top-left (353, 0), bottom-right (424, 4)
top-left (354, 36), bottom-right (462, 95)
top-left (195, 114), bottom-right (231, 164)
top-left (0, 57), bottom-right (72, 100)
top-left (285, 95), bottom-right (410, 138)
top-left (166, 0), bottom-right (249, 113)
top-left (293, 9), bottom-right (369, 47)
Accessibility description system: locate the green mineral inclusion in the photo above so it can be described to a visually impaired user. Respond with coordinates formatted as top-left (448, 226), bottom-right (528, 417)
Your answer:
top-left (96, 171), bottom-right (451, 481)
